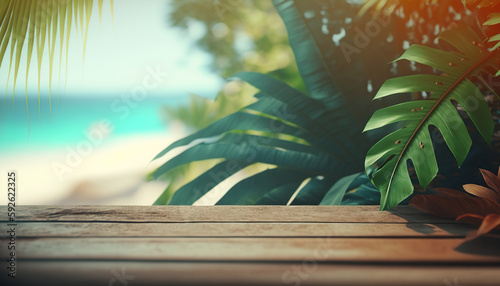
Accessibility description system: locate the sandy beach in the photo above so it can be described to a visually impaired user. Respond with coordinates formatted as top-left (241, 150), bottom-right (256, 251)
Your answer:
top-left (0, 132), bottom-right (182, 206)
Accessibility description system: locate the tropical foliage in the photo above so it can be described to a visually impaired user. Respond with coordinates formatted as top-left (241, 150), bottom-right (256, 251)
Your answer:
top-left (154, 0), bottom-right (378, 205)
top-left (364, 28), bottom-right (498, 210)
top-left (364, 1), bottom-right (500, 210)
top-left (0, 0), bottom-right (111, 116)
top-left (154, 0), bottom-right (500, 209)
top-left (163, 0), bottom-right (304, 132)
top-left (411, 166), bottom-right (500, 240)
top-left (154, 1), bottom-right (305, 204)
top-left (168, 0), bottom-right (302, 81)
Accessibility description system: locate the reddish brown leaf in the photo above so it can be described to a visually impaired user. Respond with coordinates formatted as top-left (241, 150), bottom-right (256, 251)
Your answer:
top-left (410, 188), bottom-right (499, 218)
top-left (410, 166), bottom-right (500, 241)
top-left (432, 188), bottom-right (473, 198)
top-left (463, 184), bottom-right (500, 204)
top-left (456, 213), bottom-right (485, 226)
top-left (480, 168), bottom-right (500, 194)
top-left (458, 214), bottom-right (500, 241)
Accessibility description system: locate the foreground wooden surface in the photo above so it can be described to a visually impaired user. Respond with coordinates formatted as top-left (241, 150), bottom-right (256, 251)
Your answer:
top-left (1, 206), bottom-right (499, 285)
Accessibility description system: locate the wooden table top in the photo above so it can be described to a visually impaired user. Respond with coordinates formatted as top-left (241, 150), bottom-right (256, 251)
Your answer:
top-left (1, 205), bottom-right (499, 285)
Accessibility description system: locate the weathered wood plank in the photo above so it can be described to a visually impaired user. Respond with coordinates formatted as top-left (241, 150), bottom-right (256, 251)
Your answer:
top-left (3, 222), bottom-right (474, 237)
top-left (9, 262), bottom-right (500, 286)
top-left (1, 206), bottom-right (498, 285)
top-left (0, 206), bottom-right (454, 223)
top-left (4, 237), bottom-right (500, 263)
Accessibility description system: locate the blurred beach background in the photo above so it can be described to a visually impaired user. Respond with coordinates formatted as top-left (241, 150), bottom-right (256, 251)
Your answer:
top-left (0, 0), bottom-right (296, 205)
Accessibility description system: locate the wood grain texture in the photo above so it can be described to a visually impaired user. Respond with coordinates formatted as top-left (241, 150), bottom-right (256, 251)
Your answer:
top-left (1, 205), bottom-right (499, 286)
top-left (3, 237), bottom-right (500, 263)
top-left (0, 205), bottom-right (454, 223)
top-left (10, 262), bottom-right (500, 286)
top-left (2, 222), bottom-right (474, 237)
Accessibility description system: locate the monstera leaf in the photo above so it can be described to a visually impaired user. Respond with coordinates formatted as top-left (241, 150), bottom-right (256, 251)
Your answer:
top-left (364, 27), bottom-right (499, 211)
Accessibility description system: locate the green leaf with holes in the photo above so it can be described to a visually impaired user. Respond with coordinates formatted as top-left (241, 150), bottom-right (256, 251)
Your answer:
top-left (364, 28), bottom-right (498, 211)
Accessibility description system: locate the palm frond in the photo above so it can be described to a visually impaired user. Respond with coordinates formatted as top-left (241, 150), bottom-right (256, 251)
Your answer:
top-left (463, 0), bottom-right (498, 9)
top-left (484, 13), bottom-right (500, 57)
top-left (462, 1), bottom-right (500, 74)
top-left (359, 0), bottom-right (464, 17)
top-left (0, 0), bottom-right (110, 116)
top-left (485, 19), bottom-right (500, 77)
top-left (153, 0), bottom-right (407, 206)
top-left (364, 27), bottom-right (499, 210)
top-left (153, 70), bottom-right (370, 205)
top-left (360, 0), bottom-right (433, 17)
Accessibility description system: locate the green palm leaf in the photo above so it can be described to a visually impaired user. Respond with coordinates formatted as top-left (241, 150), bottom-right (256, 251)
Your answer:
top-left (364, 28), bottom-right (498, 211)
top-left (216, 168), bottom-right (309, 205)
top-left (153, 111), bottom-right (308, 161)
top-left (233, 72), bottom-right (367, 161)
top-left (320, 173), bottom-right (362, 205)
top-left (153, 137), bottom-right (341, 180)
top-left (289, 177), bottom-right (336, 205)
top-left (153, 0), bottom-right (374, 206)
top-left (256, 180), bottom-right (306, 205)
top-left (152, 72), bottom-right (367, 205)
top-left (167, 160), bottom-right (252, 205)
top-left (0, 0), bottom-right (109, 115)
top-left (484, 13), bottom-right (500, 64)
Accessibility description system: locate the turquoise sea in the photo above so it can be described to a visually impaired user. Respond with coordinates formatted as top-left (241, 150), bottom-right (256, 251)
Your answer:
top-left (0, 93), bottom-right (190, 153)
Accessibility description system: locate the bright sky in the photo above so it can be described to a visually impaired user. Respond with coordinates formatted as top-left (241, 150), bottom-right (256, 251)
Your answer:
top-left (0, 0), bottom-right (224, 98)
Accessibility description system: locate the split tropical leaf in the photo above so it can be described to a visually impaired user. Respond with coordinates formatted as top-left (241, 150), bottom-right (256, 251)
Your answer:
top-left (364, 27), bottom-right (499, 211)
